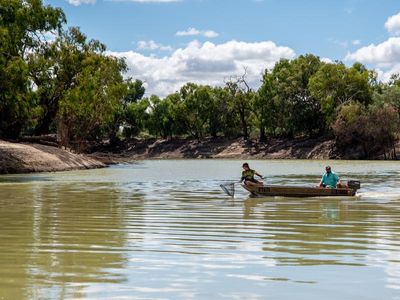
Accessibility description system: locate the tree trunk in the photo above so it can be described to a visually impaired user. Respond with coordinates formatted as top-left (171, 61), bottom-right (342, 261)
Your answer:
top-left (109, 127), bottom-right (120, 146)
top-left (392, 140), bottom-right (397, 160)
top-left (239, 109), bottom-right (248, 140)
top-left (259, 125), bottom-right (266, 142)
top-left (34, 110), bottom-right (56, 135)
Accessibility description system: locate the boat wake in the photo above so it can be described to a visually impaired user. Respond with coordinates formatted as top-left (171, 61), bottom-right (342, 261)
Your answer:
top-left (358, 191), bottom-right (400, 200)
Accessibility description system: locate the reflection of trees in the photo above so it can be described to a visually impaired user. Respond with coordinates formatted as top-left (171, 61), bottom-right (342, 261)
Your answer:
top-left (243, 198), bottom-right (375, 266)
top-left (0, 182), bottom-right (145, 300)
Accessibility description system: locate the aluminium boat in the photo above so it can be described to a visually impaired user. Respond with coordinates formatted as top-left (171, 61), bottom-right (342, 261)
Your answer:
top-left (242, 180), bottom-right (361, 197)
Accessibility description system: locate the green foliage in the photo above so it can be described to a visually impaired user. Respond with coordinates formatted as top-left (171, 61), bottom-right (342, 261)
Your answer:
top-left (110, 79), bottom-right (146, 142)
top-left (28, 27), bottom-right (109, 135)
top-left (144, 84), bottom-right (244, 139)
top-left (124, 98), bottom-right (149, 138)
top-left (0, 0), bottom-right (399, 159)
top-left (225, 75), bottom-right (253, 140)
top-left (257, 55), bottom-right (324, 139)
top-left (179, 83), bottom-right (214, 139)
top-left (146, 95), bottom-right (174, 138)
top-left (309, 62), bottom-right (372, 125)
top-left (333, 102), bottom-right (400, 158)
top-left (0, 0), bottom-right (65, 138)
top-left (58, 52), bottom-right (127, 150)
top-left (0, 56), bottom-right (35, 138)
top-left (372, 84), bottom-right (400, 112)
top-left (124, 79), bottom-right (146, 105)
top-left (208, 86), bottom-right (239, 138)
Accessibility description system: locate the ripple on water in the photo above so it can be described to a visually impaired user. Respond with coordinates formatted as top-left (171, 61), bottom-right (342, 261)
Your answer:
top-left (0, 160), bottom-right (400, 299)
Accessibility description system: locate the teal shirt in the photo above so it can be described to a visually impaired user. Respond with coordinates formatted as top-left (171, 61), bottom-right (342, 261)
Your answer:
top-left (321, 172), bottom-right (339, 188)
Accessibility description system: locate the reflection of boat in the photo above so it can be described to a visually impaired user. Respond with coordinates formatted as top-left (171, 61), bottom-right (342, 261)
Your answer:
top-left (242, 181), bottom-right (360, 197)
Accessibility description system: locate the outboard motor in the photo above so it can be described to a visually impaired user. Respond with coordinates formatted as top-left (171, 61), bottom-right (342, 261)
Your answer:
top-left (347, 180), bottom-right (361, 191)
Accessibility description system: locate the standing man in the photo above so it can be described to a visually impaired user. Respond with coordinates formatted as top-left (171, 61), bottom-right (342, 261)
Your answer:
top-left (319, 166), bottom-right (341, 188)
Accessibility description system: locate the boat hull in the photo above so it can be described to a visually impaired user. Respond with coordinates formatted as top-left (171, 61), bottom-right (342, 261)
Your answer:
top-left (242, 185), bottom-right (357, 197)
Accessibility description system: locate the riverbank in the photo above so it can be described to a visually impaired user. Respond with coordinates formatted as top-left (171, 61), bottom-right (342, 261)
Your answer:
top-left (88, 136), bottom-right (337, 163)
top-left (0, 140), bottom-right (105, 174)
top-left (89, 136), bottom-right (400, 162)
top-left (1, 136), bottom-right (397, 174)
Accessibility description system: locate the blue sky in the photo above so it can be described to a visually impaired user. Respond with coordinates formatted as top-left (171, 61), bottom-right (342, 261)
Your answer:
top-left (45, 0), bottom-right (400, 96)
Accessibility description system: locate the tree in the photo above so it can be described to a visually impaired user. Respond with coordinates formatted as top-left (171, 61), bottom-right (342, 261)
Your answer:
top-left (225, 71), bottom-right (253, 140)
top-left (57, 51), bottom-right (127, 150)
top-left (373, 84), bottom-right (400, 113)
top-left (112, 79), bottom-right (146, 141)
top-left (123, 80), bottom-right (148, 139)
top-left (257, 55), bottom-right (324, 139)
top-left (208, 87), bottom-right (238, 138)
top-left (28, 27), bottom-right (101, 135)
top-left (179, 83), bottom-right (214, 139)
top-left (0, 0), bottom-right (65, 138)
top-left (309, 62), bottom-right (372, 125)
top-left (254, 70), bottom-right (276, 141)
top-left (333, 102), bottom-right (399, 159)
top-left (146, 95), bottom-right (175, 139)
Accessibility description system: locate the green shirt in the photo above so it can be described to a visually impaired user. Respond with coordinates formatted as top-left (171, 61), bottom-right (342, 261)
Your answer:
top-left (321, 172), bottom-right (339, 188)
top-left (242, 169), bottom-right (255, 181)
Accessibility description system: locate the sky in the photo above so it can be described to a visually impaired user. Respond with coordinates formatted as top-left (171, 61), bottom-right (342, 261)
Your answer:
top-left (45, 0), bottom-right (400, 96)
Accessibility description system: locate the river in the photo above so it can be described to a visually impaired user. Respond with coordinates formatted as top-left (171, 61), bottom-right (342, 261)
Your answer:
top-left (0, 160), bottom-right (399, 300)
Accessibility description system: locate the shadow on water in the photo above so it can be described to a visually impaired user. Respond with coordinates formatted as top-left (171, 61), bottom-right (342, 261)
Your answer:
top-left (0, 175), bottom-right (54, 184)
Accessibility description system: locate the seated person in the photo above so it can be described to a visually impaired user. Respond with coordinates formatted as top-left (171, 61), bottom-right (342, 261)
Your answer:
top-left (319, 166), bottom-right (341, 188)
top-left (241, 163), bottom-right (264, 187)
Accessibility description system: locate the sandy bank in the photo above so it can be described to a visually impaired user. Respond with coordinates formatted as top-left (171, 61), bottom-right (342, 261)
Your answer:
top-left (0, 140), bottom-right (105, 174)
top-left (2, 136), bottom-right (395, 175)
top-left (89, 137), bottom-right (337, 162)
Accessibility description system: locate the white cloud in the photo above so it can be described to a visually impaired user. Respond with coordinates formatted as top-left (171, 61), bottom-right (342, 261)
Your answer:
top-left (352, 40), bottom-right (361, 46)
top-left (345, 37), bottom-right (400, 67)
top-left (66, 0), bottom-right (96, 5)
top-left (346, 10), bottom-right (400, 82)
top-left (344, 12), bottom-right (400, 82)
top-left (176, 28), bottom-right (219, 38)
top-left (137, 40), bottom-right (173, 51)
top-left (321, 57), bottom-right (333, 64)
top-left (378, 64), bottom-right (400, 82)
top-left (385, 12), bottom-right (400, 36)
top-left (109, 40), bottom-right (295, 97)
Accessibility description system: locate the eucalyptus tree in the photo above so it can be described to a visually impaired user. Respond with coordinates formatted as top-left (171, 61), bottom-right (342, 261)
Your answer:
top-left (225, 72), bottom-right (254, 140)
top-left (146, 95), bottom-right (174, 139)
top-left (56, 39), bottom-right (128, 149)
top-left (0, 0), bottom-right (65, 138)
top-left (28, 27), bottom-right (99, 135)
top-left (309, 62), bottom-right (372, 125)
top-left (114, 79), bottom-right (146, 141)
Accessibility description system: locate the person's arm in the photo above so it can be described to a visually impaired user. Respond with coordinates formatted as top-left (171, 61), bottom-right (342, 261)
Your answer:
top-left (319, 175), bottom-right (325, 187)
top-left (255, 172), bottom-right (264, 179)
top-left (240, 172), bottom-right (245, 182)
top-left (335, 174), bottom-right (341, 187)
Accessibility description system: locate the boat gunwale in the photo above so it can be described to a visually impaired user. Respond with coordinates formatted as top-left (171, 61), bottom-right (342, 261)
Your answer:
top-left (241, 184), bottom-right (358, 197)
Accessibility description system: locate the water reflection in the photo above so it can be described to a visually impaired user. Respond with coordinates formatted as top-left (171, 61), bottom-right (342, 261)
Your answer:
top-left (0, 160), bottom-right (399, 300)
top-left (0, 182), bottom-right (138, 300)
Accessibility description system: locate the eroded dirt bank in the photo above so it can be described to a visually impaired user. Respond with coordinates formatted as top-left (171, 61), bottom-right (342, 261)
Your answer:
top-left (0, 140), bottom-right (105, 174)
top-left (88, 137), bottom-right (338, 163)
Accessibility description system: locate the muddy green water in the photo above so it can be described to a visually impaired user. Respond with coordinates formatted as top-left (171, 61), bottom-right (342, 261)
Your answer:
top-left (0, 160), bottom-right (400, 300)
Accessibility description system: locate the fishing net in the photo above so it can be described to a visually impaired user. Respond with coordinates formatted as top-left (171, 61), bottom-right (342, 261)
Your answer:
top-left (220, 183), bottom-right (235, 197)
